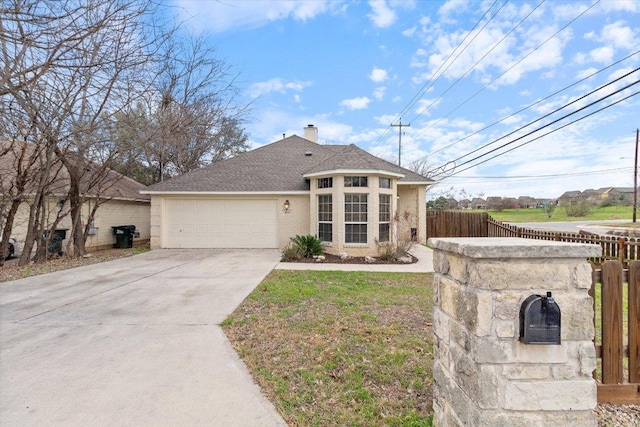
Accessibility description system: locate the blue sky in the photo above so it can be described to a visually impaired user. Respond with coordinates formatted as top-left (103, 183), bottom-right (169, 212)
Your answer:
top-left (169, 0), bottom-right (640, 200)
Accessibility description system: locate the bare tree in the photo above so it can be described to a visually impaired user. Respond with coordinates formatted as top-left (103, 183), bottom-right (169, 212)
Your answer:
top-left (1, 0), bottom-right (165, 259)
top-left (111, 35), bottom-right (250, 184)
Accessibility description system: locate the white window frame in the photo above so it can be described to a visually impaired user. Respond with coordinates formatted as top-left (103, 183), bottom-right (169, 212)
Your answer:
top-left (344, 193), bottom-right (368, 244)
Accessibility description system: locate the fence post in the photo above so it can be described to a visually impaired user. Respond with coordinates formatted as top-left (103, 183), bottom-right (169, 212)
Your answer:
top-left (618, 237), bottom-right (626, 263)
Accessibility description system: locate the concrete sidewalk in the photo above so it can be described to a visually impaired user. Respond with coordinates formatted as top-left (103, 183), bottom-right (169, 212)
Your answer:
top-left (0, 249), bottom-right (287, 427)
top-left (275, 244), bottom-right (434, 273)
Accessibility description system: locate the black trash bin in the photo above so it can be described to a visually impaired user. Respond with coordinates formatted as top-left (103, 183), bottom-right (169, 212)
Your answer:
top-left (47, 229), bottom-right (68, 255)
top-left (112, 225), bottom-right (136, 249)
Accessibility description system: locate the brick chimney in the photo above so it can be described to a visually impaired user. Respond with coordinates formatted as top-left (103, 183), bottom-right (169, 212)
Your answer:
top-left (304, 124), bottom-right (318, 143)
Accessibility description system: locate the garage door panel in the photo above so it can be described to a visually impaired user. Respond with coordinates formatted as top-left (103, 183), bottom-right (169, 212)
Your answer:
top-left (164, 199), bottom-right (277, 248)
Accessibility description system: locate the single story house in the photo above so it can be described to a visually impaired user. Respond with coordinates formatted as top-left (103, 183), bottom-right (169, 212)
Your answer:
top-left (1, 141), bottom-right (150, 252)
top-left (141, 125), bottom-right (433, 257)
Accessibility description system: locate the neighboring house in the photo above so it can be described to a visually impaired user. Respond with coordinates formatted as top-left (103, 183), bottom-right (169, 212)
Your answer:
top-left (471, 198), bottom-right (486, 209)
top-left (485, 197), bottom-right (503, 210)
top-left (601, 187), bottom-right (634, 205)
top-left (141, 126), bottom-right (433, 257)
top-left (0, 142), bottom-right (150, 252)
top-left (581, 188), bottom-right (602, 205)
top-left (558, 190), bottom-right (582, 207)
top-left (458, 199), bottom-right (471, 209)
top-left (517, 196), bottom-right (537, 208)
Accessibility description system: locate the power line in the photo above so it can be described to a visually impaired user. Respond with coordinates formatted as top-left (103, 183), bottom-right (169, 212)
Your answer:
top-left (439, 67), bottom-right (640, 168)
top-left (439, 87), bottom-right (640, 178)
top-left (369, 0), bottom-right (503, 150)
top-left (405, 0), bottom-right (601, 156)
top-left (407, 0), bottom-right (546, 126)
top-left (405, 50), bottom-right (640, 166)
top-left (445, 166), bottom-right (634, 181)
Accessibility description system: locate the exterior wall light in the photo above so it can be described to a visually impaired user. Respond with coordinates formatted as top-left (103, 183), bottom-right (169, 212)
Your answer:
top-left (284, 200), bottom-right (291, 212)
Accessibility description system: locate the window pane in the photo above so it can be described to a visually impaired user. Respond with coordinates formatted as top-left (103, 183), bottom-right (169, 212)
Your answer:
top-left (318, 177), bottom-right (333, 188)
top-left (318, 223), bottom-right (332, 242)
top-left (344, 176), bottom-right (368, 187)
top-left (379, 223), bottom-right (390, 242)
top-left (345, 224), bottom-right (367, 243)
top-left (379, 194), bottom-right (390, 222)
top-left (344, 194), bottom-right (367, 222)
top-left (318, 194), bottom-right (332, 221)
top-left (318, 195), bottom-right (332, 242)
top-left (379, 177), bottom-right (390, 188)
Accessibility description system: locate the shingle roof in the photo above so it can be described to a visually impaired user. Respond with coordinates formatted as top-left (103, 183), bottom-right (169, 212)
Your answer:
top-left (143, 135), bottom-right (433, 193)
top-left (1, 140), bottom-right (149, 201)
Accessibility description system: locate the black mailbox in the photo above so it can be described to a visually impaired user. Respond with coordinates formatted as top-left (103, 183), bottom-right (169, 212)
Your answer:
top-left (519, 292), bottom-right (561, 345)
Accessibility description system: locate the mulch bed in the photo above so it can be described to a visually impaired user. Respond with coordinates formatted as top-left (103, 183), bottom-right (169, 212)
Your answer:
top-left (281, 253), bottom-right (418, 264)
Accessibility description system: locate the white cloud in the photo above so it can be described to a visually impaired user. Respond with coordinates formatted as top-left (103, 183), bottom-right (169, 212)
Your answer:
top-left (340, 97), bottom-right (371, 110)
top-left (373, 86), bottom-right (386, 100)
top-left (247, 78), bottom-right (311, 98)
top-left (367, 0), bottom-right (396, 28)
top-left (601, 21), bottom-right (637, 50)
top-left (369, 67), bottom-right (388, 83)
top-left (576, 67), bottom-right (598, 80)
top-left (175, 0), bottom-right (335, 33)
top-left (438, 0), bottom-right (468, 21)
top-left (599, 0), bottom-right (638, 13)
top-left (589, 46), bottom-right (614, 64)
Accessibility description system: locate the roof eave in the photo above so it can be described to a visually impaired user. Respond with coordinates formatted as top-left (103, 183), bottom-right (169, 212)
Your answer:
top-left (303, 169), bottom-right (405, 179)
top-left (398, 180), bottom-right (433, 185)
top-left (140, 190), bottom-right (310, 196)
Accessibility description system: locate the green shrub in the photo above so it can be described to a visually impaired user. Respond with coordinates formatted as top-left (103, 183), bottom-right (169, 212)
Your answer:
top-left (542, 201), bottom-right (557, 218)
top-left (565, 202), bottom-right (592, 217)
top-left (281, 243), bottom-right (302, 261)
top-left (599, 198), bottom-right (613, 208)
top-left (375, 240), bottom-right (395, 260)
top-left (375, 238), bottom-right (416, 260)
top-left (289, 235), bottom-right (324, 258)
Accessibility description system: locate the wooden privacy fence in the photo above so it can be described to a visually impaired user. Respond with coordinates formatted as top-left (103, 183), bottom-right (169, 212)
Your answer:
top-left (487, 215), bottom-right (640, 264)
top-left (426, 211), bottom-right (488, 238)
top-left (428, 211), bottom-right (640, 263)
top-left (591, 260), bottom-right (640, 404)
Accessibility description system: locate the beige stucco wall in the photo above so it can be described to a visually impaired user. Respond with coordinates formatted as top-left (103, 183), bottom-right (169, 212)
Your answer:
top-left (85, 200), bottom-right (150, 249)
top-left (150, 195), bottom-right (162, 249)
top-left (4, 197), bottom-right (150, 252)
top-left (277, 194), bottom-right (310, 250)
top-left (397, 184), bottom-right (426, 245)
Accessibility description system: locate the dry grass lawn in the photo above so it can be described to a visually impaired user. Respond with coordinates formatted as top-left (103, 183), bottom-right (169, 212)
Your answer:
top-left (222, 270), bottom-right (434, 427)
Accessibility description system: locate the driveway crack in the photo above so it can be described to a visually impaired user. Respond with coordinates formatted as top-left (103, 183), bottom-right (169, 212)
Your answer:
top-left (16, 260), bottom-right (199, 323)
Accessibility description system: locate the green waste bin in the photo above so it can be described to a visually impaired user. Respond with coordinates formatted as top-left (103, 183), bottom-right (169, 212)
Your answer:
top-left (47, 229), bottom-right (68, 255)
top-left (112, 225), bottom-right (136, 249)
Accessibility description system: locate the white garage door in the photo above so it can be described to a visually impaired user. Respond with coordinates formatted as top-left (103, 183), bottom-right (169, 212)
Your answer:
top-left (164, 198), bottom-right (278, 248)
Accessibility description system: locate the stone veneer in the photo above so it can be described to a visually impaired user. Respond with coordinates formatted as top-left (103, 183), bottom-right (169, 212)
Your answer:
top-left (429, 237), bottom-right (601, 426)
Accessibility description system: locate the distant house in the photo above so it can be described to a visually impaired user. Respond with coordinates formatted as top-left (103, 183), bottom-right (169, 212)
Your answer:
top-left (517, 196), bottom-right (537, 208)
top-left (558, 190), bottom-right (582, 206)
top-left (141, 126), bottom-right (433, 257)
top-left (0, 141), bottom-right (150, 252)
top-left (458, 199), bottom-right (471, 209)
top-left (601, 187), bottom-right (635, 206)
top-left (581, 189), bottom-right (602, 205)
top-left (485, 197), bottom-right (503, 210)
top-left (471, 198), bottom-right (487, 209)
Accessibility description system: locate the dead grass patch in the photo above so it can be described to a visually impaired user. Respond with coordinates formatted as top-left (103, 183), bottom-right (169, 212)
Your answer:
top-left (222, 270), bottom-right (434, 426)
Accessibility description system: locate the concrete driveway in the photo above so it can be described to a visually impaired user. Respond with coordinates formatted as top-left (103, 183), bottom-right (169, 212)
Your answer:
top-left (0, 249), bottom-right (287, 427)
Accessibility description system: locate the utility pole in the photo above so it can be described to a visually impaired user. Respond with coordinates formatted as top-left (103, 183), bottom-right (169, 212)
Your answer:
top-left (391, 118), bottom-right (410, 166)
top-left (634, 128), bottom-right (639, 222)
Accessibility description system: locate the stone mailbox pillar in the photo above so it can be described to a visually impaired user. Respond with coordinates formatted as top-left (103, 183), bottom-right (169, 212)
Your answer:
top-left (429, 238), bottom-right (601, 426)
